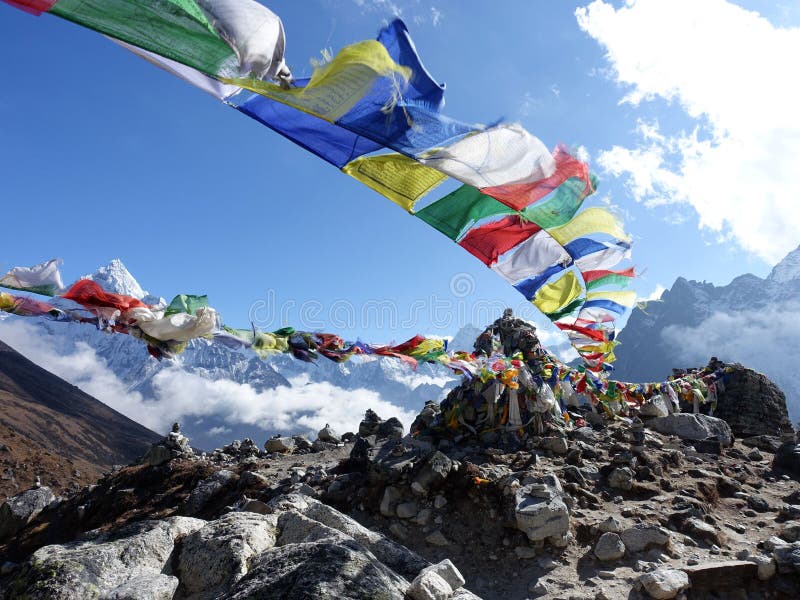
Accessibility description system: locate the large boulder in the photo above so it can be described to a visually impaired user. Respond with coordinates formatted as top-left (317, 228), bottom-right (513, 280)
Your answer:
top-left (176, 512), bottom-right (278, 597)
top-left (7, 516), bottom-right (205, 600)
top-left (648, 413), bottom-right (733, 446)
top-left (713, 366), bottom-right (792, 437)
top-left (183, 469), bottom-right (237, 516)
top-left (224, 539), bottom-right (409, 600)
top-left (514, 474), bottom-right (570, 543)
top-left (0, 486), bottom-right (55, 540)
top-left (774, 441), bottom-right (800, 477)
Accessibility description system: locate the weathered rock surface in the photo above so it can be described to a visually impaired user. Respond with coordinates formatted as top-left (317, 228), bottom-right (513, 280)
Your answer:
top-left (6, 516), bottom-right (205, 599)
top-left (594, 532), bottom-right (625, 561)
top-left (713, 366), bottom-right (792, 437)
top-left (176, 512), bottom-right (278, 597)
top-left (0, 487), bottom-right (55, 541)
top-left (648, 413), bottom-right (733, 446)
top-left (621, 524), bottom-right (671, 553)
top-left (638, 567), bottom-right (690, 599)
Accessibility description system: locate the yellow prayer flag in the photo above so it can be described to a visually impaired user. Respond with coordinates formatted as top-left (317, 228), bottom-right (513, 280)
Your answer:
top-left (343, 153), bottom-right (447, 212)
top-left (532, 270), bottom-right (583, 314)
top-left (547, 208), bottom-right (630, 245)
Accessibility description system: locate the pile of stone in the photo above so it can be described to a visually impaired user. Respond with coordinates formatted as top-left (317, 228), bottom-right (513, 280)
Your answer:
top-left (140, 422), bottom-right (195, 466)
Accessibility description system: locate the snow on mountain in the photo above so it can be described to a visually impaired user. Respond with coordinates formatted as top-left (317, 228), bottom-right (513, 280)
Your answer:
top-left (768, 245), bottom-right (800, 284)
top-left (614, 243), bottom-right (800, 420)
top-left (82, 259), bottom-right (165, 306)
top-left (0, 260), bottom-right (466, 449)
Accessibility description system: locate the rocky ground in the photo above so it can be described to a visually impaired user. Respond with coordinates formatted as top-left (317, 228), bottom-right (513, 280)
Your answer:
top-left (2, 405), bottom-right (800, 599)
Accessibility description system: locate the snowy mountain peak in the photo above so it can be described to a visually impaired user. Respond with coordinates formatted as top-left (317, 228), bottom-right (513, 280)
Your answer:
top-left (84, 259), bottom-right (146, 299)
top-left (83, 259), bottom-right (164, 306)
top-left (768, 244), bottom-right (800, 283)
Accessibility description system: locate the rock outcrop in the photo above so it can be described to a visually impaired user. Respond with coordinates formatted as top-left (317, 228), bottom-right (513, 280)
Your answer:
top-left (713, 365), bottom-right (793, 438)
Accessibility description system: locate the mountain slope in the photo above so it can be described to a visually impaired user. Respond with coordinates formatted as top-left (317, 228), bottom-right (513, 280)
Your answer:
top-left (614, 245), bottom-right (800, 419)
top-left (0, 340), bottom-right (161, 496)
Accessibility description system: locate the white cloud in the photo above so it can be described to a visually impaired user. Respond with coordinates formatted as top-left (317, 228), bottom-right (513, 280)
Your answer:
top-left (638, 283), bottom-right (666, 303)
top-left (0, 320), bottom-right (416, 439)
top-left (661, 301), bottom-right (800, 419)
top-left (354, 0), bottom-right (443, 26)
top-left (576, 0), bottom-right (800, 263)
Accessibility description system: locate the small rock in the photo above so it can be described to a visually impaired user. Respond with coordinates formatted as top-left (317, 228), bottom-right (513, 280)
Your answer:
top-left (595, 532), bottom-right (626, 562)
top-left (264, 436), bottom-right (295, 454)
top-left (608, 467), bottom-right (634, 490)
top-left (317, 423), bottom-right (340, 444)
top-left (638, 568), bottom-right (690, 599)
top-left (426, 530), bottom-right (450, 546)
top-left (396, 501), bottom-right (419, 520)
top-left (750, 555), bottom-right (776, 580)
top-left (621, 524), bottom-right (671, 553)
top-left (433, 495), bottom-right (447, 509)
top-left (598, 516), bottom-right (624, 534)
top-left (380, 486), bottom-right (403, 517)
top-left (780, 521), bottom-right (800, 542)
top-left (407, 569), bottom-right (452, 600)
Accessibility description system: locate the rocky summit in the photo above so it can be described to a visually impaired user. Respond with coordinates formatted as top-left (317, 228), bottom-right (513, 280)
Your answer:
top-left (1, 393), bottom-right (800, 599)
top-left (2, 319), bottom-right (800, 599)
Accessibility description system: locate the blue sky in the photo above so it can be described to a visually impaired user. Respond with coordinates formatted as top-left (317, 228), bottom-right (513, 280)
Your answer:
top-left (2, 0), bottom-right (799, 348)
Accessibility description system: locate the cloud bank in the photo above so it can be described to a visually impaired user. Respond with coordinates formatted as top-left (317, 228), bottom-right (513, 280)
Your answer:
top-left (576, 0), bottom-right (800, 263)
top-left (661, 301), bottom-right (800, 419)
top-left (0, 319), bottom-right (417, 439)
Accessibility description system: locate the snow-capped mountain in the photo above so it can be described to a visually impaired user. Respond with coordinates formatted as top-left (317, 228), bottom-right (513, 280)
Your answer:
top-left (0, 260), bottom-right (462, 449)
top-left (614, 244), bottom-right (800, 420)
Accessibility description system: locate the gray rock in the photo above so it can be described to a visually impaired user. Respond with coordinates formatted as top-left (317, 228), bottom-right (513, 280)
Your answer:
top-left (639, 395), bottom-right (670, 418)
top-left (638, 568), bottom-right (690, 599)
top-left (281, 494), bottom-right (429, 579)
top-left (183, 469), bottom-right (236, 516)
top-left (780, 520), bottom-right (800, 542)
top-left (648, 413), bottom-right (733, 446)
top-left (396, 501), bottom-right (419, 520)
top-left (426, 530), bottom-right (450, 546)
top-left (683, 517), bottom-right (721, 546)
top-left (422, 559), bottom-right (465, 590)
top-left (7, 516), bottom-right (204, 599)
top-left (595, 532), bottom-right (626, 561)
top-left (413, 451), bottom-right (456, 493)
top-left (541, 436), bottom-right (568, 455)
top-left (573, 426), bottom-right (599, 443)
top-left (774, 442), bottom-right (800, 476)
top-left (104, 574), bottom-right (179, 600)
top-left (225, 539), bottom-right (409, 600)
top-left (682, 560), bottom-right (759, 589)
top-left (176, 512), bottom-right (278, 597)
top-left (750, 554), bottom-right (776, 580)
top-left (608, 467), bottom-right (634, 490)
top-left (264, 436), bottom-right (295, 453)
top-left (317, 423), bottom-right (340, 443)
top-left (621, 524), bottom-right (671, 553)
top-left (378, 417), bottom-right (405, 440)
top-left (773, 541), bottom-right (800, 573)
top-left (514, 474), bottom-right (570, 543)
top-left (0, 486), bottom-right (55, 540)
top-left (380, 486), bottom-right (403, 517)
top-left (598, 516), bottom-right (624, 534)
top-left (408, 569), bottom-right (452, 600)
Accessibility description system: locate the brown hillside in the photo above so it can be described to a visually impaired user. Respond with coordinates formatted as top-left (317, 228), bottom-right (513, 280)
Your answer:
top-left (0, 339), bottom-right (161, 497)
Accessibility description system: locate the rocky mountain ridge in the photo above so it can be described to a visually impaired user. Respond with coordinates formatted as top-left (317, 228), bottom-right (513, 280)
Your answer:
top-left (614, 245), bottom-right (800, 420)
